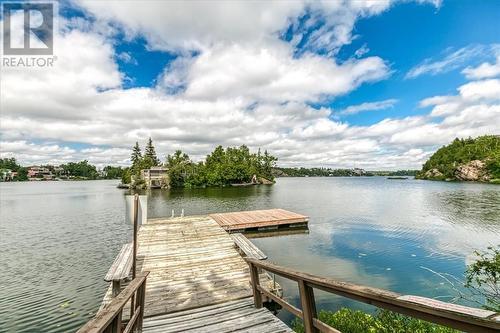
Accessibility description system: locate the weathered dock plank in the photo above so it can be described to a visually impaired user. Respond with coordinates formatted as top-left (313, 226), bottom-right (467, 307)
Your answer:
top-left (142, 298), bottom-right (293, 333)
top-left (98, 212), bottom-right (288, 331)
top-left (135, 216), bottom-right (254, 316)
top-left (230, 233), bottom-right (267, 260)
top-left (104, 242), bottom-right (133, 282)
top-left (210, 209), bottom-right (308, 232)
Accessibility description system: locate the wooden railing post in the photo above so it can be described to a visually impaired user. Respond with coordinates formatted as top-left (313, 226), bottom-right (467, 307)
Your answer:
top-left (130, 194), bottom-right (139, 320)
top-left (77, 273), bottom-right (149, 333)
top-left (137, 279), bottom-right (147, 332)
top-left (111, 310), bottom-right (122, 333)
top-left (249, 262), bottom-right (263, 308)
top-left (243, 258), bottom-right (500, 333)
top-left (298, 279), bottom-right (319, 333)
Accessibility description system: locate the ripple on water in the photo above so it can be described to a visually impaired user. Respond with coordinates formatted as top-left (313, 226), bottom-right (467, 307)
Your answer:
top-left (0, 178), bottom-right (499, 332)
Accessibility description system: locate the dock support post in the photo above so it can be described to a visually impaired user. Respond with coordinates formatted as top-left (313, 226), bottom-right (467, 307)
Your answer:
top-left (298, 280), bottom-right (318, 333)
top-left (249, 262), bottom-right (263, 308)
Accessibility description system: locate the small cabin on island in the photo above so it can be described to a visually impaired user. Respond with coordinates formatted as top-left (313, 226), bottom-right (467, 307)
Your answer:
top-left (141, 166), bottom-right (169, 189)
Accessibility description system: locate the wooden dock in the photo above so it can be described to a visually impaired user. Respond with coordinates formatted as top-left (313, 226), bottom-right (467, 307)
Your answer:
top-left (137, 216), bottom-right (256, 316)
top-left (99, 214), bottom-right (285, 324)
top-left (78, 202), bottom-right (500, 333)
top-left (142, 298), bottom-right (292, 333)
top-left (81, 205), bottom-right (499, 333)
top-left (210, 208), bottom-right (308, 232)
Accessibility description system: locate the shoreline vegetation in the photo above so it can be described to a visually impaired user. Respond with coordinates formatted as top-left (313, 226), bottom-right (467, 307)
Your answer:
top-left (0, 158), bottom-right (124, 182)
top-left (2, 135), bottom-right (498, 185)
top-left (273, 167), bottom-right (417, 177)
top-left (122, 139), bottom-right (277, 189)
top-left (416, 135), bottom-right (500, 184)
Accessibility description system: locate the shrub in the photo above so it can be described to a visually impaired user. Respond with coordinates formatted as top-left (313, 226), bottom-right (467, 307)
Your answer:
top-left (465, 246), bottom-right (500, 312)
top-left (292, 308), bottom-right (458, 333)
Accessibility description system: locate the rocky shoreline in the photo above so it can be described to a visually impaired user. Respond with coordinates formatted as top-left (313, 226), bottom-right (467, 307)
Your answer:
top-left (417, 159), bottom-right (498, 183)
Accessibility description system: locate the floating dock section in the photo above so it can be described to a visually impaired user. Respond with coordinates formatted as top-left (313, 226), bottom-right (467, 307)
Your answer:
top-left (210, 208), bottom-right (309, 233)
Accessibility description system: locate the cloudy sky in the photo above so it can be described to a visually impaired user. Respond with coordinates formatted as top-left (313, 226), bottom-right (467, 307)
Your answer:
top-left (1, 0), bottom-right (499, 169)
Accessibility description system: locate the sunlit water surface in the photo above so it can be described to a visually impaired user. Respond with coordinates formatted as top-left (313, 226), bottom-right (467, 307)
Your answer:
top-left (1, 178), bottom-right (499, 332)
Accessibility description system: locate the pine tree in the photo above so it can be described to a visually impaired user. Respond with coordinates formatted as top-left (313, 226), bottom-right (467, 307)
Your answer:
top-left (144, 137), bottom-right (160, 166)
top-left (131, 142), bottom-right (142, 167)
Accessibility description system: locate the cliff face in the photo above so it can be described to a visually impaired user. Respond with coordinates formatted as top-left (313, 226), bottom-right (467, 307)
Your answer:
top-left (416, 135), bottom-right (500, 183)
top-left (418, 159), bottom-right (493, 182)
top-left (454, 160), bottom-right (491, 182)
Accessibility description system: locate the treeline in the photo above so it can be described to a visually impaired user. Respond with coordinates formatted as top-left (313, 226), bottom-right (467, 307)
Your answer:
top-left (0, 158), bottom-right (28, 180)
top-left (416, 135), bottom-right (500, 180)
top-left (274, 167), bottom-right (365, 177)
top-left (372, 170), bottom-right (418, 176)
top-left (0, 157), bottom-right (125, 181)
top-left (122, 139), bottom-right (277, 188)
top-left (273, 167), bottom-right (418, 177)
top-left (55, 161), bottom-right (125, 180)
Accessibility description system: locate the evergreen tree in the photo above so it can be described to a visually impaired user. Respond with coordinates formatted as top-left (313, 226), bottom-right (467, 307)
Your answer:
top-left (144, 137), bottom-right (160, 166)
top-left (262, 150), bottom-right (277, 180)
top-left (131, 142), bottom-right (142, 167)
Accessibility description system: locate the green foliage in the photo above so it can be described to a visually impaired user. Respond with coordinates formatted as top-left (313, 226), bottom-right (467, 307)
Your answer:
top-left (0, 157), bottom-right (21, 171)
top-left (292, 308), bottom-right (458, 333)
top-left (275, 167), bottom-right (371, 177)
top-left (61, 160), bottom-right (98, 179)
top-left (203, 145), bottom-right (276, 186)
top-left (386, 170), bottom-right (418, 176)
top-left (121, 168), bottom-right (132, 184)
top-left (125, 142), bottom-right (277, 188)
top-left (417, 135), bottom-right (500, 180)
top-left (465, 245), bottom-right (500, 312)
top-left (162, 145), bottom-right (277, 188)
top-left (131, 142), bottom-right (142, 167)
top-left (0, 158), bottom-right (28, 181)
top-left (15, 167), bottom-right (28, 181)
top-left (102, 166), bottom-right (124, 179)
top-left (144, 137), bottom-right (160, 166)
top-left (166, 150), bottom-right (193, 187)
top-left (128, 139), bottom-right (161, 182)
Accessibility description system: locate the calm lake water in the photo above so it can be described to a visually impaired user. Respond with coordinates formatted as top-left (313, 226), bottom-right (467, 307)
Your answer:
top-left (1, 178), bottom-right (499, 332)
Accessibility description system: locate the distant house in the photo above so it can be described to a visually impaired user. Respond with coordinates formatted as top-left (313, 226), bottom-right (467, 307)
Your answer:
top-left (352, 168), bottom-right (366, 176)
top-left (141, 166), bottom-right (169, 188)
top-left (27, 166), bottom-right (54, 181)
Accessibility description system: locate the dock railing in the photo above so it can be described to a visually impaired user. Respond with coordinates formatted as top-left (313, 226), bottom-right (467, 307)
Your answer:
top-left (77, 272), bottom-right (149, 333)
top-left (245, 258), bottom-right (500, 333)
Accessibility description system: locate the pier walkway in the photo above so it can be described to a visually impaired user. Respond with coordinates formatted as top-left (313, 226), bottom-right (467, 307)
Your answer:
top-left (137, 215), bottom-right (263, 316)
top-left (142, 298), bottom-right (291, 333)
top-left (80, 205), bottom-right (500, 333)
top-left (97, 213), bottom-right (290, 332)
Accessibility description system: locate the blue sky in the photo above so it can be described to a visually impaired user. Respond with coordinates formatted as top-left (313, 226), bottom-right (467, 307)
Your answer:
top-left (1, 0), bottom-right (499, 168)
top-left (332, 0), bottom-right (500, 125)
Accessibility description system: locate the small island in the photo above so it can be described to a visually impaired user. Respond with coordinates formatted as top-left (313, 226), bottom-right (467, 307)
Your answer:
top-left (121, 139), bottom-right (277, 189)
top-left (416, 135), bottom-right (500, 184)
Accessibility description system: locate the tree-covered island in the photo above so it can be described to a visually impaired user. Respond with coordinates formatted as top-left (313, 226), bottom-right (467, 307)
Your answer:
top-left (121, 139), bottom-right (277, 189)
top-left (416, 135), bottom-right (500, 183)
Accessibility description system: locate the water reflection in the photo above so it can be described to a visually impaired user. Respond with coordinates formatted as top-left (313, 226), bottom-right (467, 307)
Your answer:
top-left (0, 178), bottom-right (499, 332)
